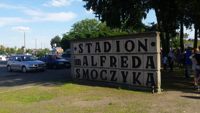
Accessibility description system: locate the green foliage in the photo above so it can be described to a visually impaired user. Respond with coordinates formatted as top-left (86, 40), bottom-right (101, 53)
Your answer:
top-left (50, 35), bottom-right (61, 48)
top-left (60, 35), bottom-right (71, 51)
top-left (82, 0), bottom-right (200, 53)
top-left (0, 45), bottom-right (6, 54)
top-left (0, 45), bottom-right (20, 55)
top-left (83, 0), bottom-right (147, 29)
top-left (171, 36), bottom-right (180, 48)
top-left (66, 19), bottom-right (127, 40)
top-left (35, 48), bottom-right (50, 57)
top-left (60, 19), bottom-right (129, 50)
top-left (16, 48), bottom-right (24, 54)
top-left (0, 45), bottom-right (50, 57)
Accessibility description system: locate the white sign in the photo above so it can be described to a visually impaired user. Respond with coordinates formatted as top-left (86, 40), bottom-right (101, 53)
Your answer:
top-left (71, 32), bottom-right (161, 92)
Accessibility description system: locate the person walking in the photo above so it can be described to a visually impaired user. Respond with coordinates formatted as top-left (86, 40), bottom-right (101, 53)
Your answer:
top-left (184, 47), bottom-right (192, 78)
top-left (190, 48), bottom-right (199, 89)
top-left (163, 54), bottom-right (168, 71)
top-left (168, 49), bottom-right (175, 71)
top-left (194, 46), bottom-right (200, 90)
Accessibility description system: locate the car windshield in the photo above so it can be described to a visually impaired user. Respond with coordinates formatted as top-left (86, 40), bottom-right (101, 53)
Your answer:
top-left (21, 56), bottom-right (36, 61)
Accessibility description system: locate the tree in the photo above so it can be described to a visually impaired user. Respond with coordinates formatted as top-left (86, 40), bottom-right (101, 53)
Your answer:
top-left (26, 49), bottom-right (33, 54)
top-left (188, 0), bottom-right (200, 48)
top-left (35, 48), bottom-right (50, 57)
top-left (50, 35), bottom-right (61, 48)
top-left (171, 36), bottom-right (180, 49)
top-left (0, 45), bottom-right (6, 54)
top-left (83, 0), bottom-right (200, 53)
top-left (60, 35), bottom-right (71, 51)
top-left (16, 47), bottom-right (24, 54)
top-left (148, 0), bottom-right (180, 53)
top-left (67, 19), bottom-right (128, 39)
top-left (83, 0), bottom-right (147, 30)
top-left (60, 19), bottom-right (128, 50)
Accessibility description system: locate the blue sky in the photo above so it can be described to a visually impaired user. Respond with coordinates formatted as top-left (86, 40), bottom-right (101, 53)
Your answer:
top-left (0, 0), bottom-right (193, 49)
top-left (0, 0), bottom-right (97, 49)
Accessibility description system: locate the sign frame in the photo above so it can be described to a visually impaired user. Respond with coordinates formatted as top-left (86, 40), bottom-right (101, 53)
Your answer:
top-left (71, 32), bottom-right (161, 93)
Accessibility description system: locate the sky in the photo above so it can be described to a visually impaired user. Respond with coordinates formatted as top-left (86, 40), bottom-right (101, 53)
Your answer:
top-left (0, 0), bottom-right (96, 49)
top-left (0, 0), bottom-right (193, 49)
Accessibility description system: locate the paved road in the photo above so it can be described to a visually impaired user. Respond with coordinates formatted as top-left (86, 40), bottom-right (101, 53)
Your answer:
top-left (0, 61), bottom-right (7, 76)
top-left (0, 62), bottom-right (72, 89)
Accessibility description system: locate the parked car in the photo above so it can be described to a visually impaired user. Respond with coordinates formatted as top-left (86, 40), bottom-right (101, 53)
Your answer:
top-left (39, 55), bottom-right (70, 69)
top-left (7, 55), bottom-right (46, 73)
top-left (0, 55), bottom-right (7, 61)
top-left (61, 53), bottom-right (71, 62)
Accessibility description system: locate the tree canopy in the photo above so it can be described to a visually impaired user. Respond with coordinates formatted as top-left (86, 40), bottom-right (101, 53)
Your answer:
top-left (50, 35), bottom-right (61, 48)
top-left (60, 19), bottom-right (130, 50)
top-left (83, 0), bottom-right (147, 29)
top-left (83, 0), bottom-right (200, 53)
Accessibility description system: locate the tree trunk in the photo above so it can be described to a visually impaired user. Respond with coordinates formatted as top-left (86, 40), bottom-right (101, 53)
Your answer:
top-left (160, 32), bottom-right (166, 54)
top-left (194, 25), bottom-right (198, 49)
top-left (180, 21), bottom-right (184, 52)
top-left (165, 32), bottom-right (170, 54)
top-left (154, 8), bottom-right (166, 55)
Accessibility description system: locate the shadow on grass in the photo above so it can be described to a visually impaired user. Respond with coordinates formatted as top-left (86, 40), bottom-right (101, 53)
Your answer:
top-left (72, 79), bottom-right (154, 93)
top-left (72, 68), bottom-right (195, 93)
top-left (161, 68), bottom-right (195, 93)
top-left (181, 96), bottom-right (200, 99)
top-left (0, 66), bottom-right (196, 94)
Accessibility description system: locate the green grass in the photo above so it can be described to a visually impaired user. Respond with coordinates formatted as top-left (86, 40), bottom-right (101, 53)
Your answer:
top-left (0, 76), bottom-right (199, 113)
top-left (0, 109), bottom-right (10, 113)
top-left (0, 87), bottom-right (55, 103)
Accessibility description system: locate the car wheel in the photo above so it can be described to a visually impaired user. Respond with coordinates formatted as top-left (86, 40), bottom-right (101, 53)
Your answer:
top-left (22, 66), bottom-right (27, 73)
top-left (7, 65), bottom-right (12, 72)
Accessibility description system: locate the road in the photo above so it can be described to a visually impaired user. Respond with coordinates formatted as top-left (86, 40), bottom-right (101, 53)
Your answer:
top-left (0, 61), bottom-right (72, 89)
top-left (0, 61), bottom-right (7, 76)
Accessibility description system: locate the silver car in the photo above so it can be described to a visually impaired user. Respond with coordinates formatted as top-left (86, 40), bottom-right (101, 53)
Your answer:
top-left (7, 55), bottom-right (46, 73)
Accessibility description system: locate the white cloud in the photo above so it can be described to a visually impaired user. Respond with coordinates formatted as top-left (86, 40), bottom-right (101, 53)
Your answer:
top-left (23, 11), bottom-right (77, 22)
top-left (24, 10), bottom-right (77, 22)
top-left (44, 0), bottom-right (81, 7)
top-left (0, 3), bottom-right (27, 10)
top-left (0, 3), bottom-right (77, 27)
top-left (12, 26), bottom-right (30, 32)
top-left (0, 3), bottom-right (15, 9)
top-left (23, 9), bottom-right (44, 17)
top-left (0, 11), bottom-right (77, 27)
top-left (0, 17), bottom-right (28, 27)
top-left (49, 0), bottom-right (71, 7)
top-left (44, 0), bottom-right (71, 7)
top-left (42, 12), bottom-right (77, 21)
top-left (21, 7), bottom-right (77, 22)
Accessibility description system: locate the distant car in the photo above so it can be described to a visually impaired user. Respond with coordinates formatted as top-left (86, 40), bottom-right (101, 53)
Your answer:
top-left (61, 53), bottom-right (71, 62)
top-left (0, 55), bottom-right (7, 61)
top-left (7, 55), bottom-right (46, 73)
top-left (39, 55), bottom-right (70, 69)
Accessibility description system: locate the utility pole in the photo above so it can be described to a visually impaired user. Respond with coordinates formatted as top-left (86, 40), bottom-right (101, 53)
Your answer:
top-left (24, 31), bottom-right (26, 53)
